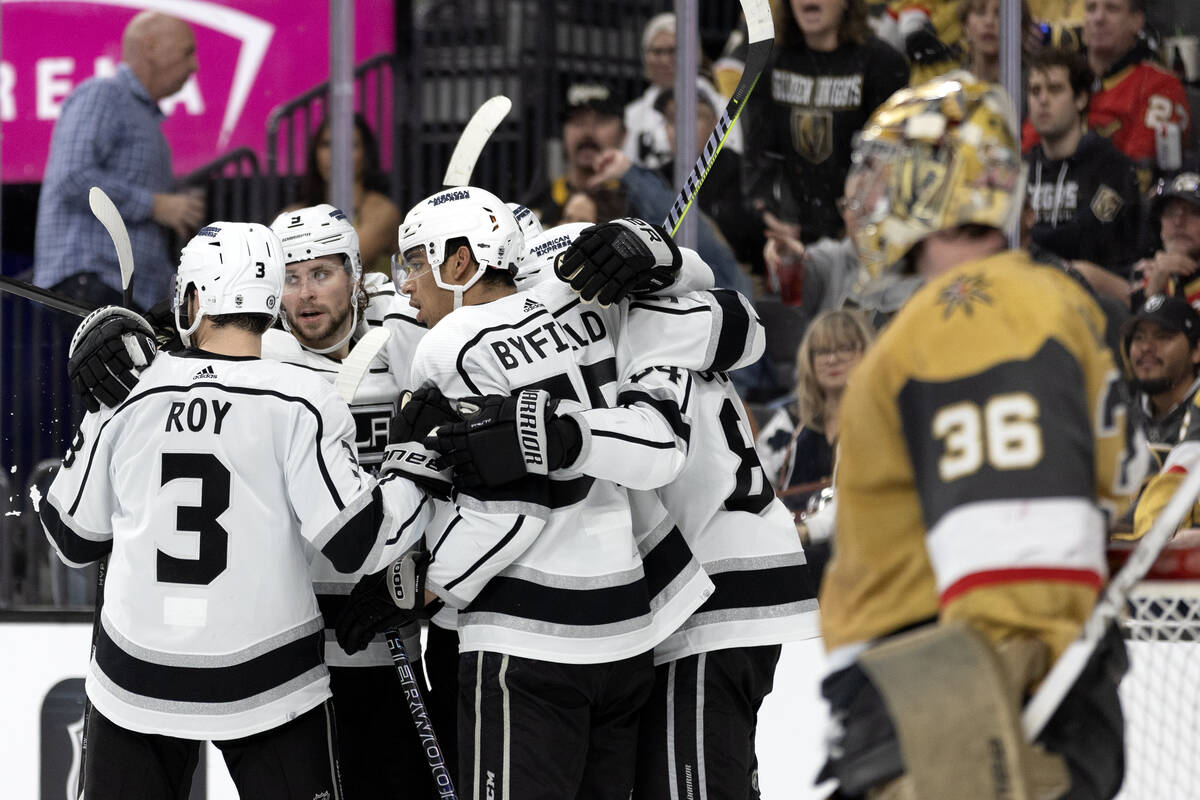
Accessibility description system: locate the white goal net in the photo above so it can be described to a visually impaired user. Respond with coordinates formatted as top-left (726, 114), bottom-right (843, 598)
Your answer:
top-left (1115, 548), bottom-right (1200, 800)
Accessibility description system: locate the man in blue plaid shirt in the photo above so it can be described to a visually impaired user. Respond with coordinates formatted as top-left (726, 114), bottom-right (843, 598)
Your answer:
top-left (33, 12), bottom-right (205, 311)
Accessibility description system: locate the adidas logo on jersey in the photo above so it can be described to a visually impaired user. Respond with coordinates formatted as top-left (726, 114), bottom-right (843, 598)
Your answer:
top-left (523, 298), bottom-right (542, 313)
top-left (192, 366), bottom-right (218, 381)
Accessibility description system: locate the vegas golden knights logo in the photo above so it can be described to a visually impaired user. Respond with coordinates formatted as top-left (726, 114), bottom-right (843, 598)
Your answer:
top-left (791, 109), bottom-right (833, 164)
top-left (1091, 184), bottom-right (1123, 223)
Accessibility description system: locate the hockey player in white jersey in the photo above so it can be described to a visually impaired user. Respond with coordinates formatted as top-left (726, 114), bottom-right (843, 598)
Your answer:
top-left (350, 187), bottom-right (714, 799)
top-left (62, 205), bottom-right (445, 796)
top-left (39, 222), bottom-right (440, 799)
top-left (267, 204), bottom-right (437, 798)
top-left (432, 220), bottom-right (821, 798)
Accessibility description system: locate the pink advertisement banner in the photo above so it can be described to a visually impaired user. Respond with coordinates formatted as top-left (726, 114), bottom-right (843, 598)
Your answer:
top-left (0, 0), bottom-right (395, 182)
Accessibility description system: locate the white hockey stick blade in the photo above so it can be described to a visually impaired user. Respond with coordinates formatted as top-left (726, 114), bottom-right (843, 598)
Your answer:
top-left (88, 187), bottom-right (135, 295)
top-left (1022, 463), bottom-right (1200, 740)
top-left (663, 0), bottom-right (773, 236)
top-left (442, 95), bottom-right (512, 187)
top-left (334, 327), bottom-right (391, 404)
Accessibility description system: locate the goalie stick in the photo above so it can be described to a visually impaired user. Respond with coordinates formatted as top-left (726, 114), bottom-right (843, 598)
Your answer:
top-left (1023, 464), bottom-right (1200, 740)
top-left (662, 0), bottom-right (773, 235)
top-left (385, 630), bottom-right (458, 798)
top-left (442, 95), bottom-right (512, 187)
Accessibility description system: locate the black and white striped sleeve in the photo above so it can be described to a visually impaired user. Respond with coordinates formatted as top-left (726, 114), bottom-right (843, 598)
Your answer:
top-left (621, 288), bottom-right (764, 377)
top-left (40, 412), bottom-right (115, 568)
top-left (564, 366), bottom-right (694, 490)
top-left (287, 385), bottom-right (433, 576)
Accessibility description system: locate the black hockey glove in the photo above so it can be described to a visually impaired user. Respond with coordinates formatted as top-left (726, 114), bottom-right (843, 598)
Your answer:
top-left (67, 306), bottom-right (157, 413)
top-left (555, 217), bottom-right (682, 305)
top-left (379, 385), bottom-right (462, 500)
top-left (335, 548), bottom-right (432, 655)
top-left (430, 390), bottom-right (582, 489)
top-left (904, 25), bottom-right (957, 66)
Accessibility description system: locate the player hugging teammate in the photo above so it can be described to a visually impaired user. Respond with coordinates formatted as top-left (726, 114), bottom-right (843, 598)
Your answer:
top-left (49, 176), bottom-right (816, 796)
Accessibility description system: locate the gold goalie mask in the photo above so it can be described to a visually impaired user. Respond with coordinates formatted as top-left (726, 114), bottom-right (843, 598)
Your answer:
top-left (844, 72), bottom-right (1024, 281)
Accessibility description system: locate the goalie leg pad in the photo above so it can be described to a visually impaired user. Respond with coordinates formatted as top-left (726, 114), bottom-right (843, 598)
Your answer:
top-left (857, 623), bottom-right (1069, 800)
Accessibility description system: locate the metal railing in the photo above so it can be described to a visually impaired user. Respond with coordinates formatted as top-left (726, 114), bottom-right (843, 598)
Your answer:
top-left (265, 53), bottom-right (400, 219)
top-left (180, 147), bottom-right (263, 224)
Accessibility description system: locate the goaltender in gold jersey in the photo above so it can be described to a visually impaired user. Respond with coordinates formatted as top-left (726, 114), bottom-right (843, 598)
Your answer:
top-left (817, 74), bottom-right (1147, 800)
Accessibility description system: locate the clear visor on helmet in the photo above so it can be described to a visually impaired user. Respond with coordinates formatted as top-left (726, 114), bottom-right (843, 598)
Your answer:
top-left (393, 246), bottom-right (432, 284)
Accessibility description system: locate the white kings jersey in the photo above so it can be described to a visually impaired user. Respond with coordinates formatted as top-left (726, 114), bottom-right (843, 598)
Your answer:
top-left (40, 351), bottom-right (434, 739)
top-left (261, 276), bottom-right (429, 668)
top-left (411, 290), bottom-right (710, 664)
top-left (552, 287), bottom-right (820, 663)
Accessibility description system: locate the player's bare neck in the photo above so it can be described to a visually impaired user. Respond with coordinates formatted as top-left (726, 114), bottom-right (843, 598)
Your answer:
top-left (467, 281), bottom-right (516, 307)
top-left (194, 322), bottom-right (263, 358)
top-left (915, 229), bottom-right (1007, 281)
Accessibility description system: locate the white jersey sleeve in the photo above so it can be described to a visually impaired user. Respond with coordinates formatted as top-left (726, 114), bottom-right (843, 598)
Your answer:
top-left (282, 382), bottom-right (431, 576)
top-left (41, 410), bottom-right (115, 567)
top-left (562, 288), bottom-right (763, 487)
top-left (620, 289), bottom-right (764, 377)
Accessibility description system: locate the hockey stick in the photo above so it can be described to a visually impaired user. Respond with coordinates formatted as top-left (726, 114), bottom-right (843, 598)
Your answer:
top-left (442, 96), bottom-right (512, 187)
top-left (333, 326), bottom-right (391, 404)
top-left (88, 187), bottom-right (135, 308)
top-left (1022, 464), bottom-right (1200, 740)
top-left (0, 275), bottom-right (97, 317)
top-left (70, 186), bottom-right (136, 800)
top-left (663, 0), bottom-right (773, 235)
top-left (384, 628), bottom-right (458, 799)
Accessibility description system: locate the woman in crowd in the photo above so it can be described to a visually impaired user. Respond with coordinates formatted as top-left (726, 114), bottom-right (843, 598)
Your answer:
top-left (960, 0), bottom-right (1040, 82)
top-left (742, 0), bottom-right (908, 246)
top-left (623, 12), bottom-right (738, 170)
top-left (287, 114), bottom-right (402, 274)
top-left (755, 307), bottom-right (875, 506)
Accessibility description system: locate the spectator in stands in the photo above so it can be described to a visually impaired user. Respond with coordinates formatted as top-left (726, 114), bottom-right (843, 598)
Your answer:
top-left (623, 12), bottom-right (738, 170)
top-left (287, 114), bottom-right (401, 274)
top-left (523, 83), bottom-right (627, 227)
top-left (960, 0), bottom-right (1040, 82)
top-left (755, 307), bottom-right (874, 500)
top-left (654, 88), bottom-right (763, 271)
top-left (1124, 295), bottom-right (1200, 468)
top-left (560, 186), bottom-right (627, 225)
top-left (761, 169), bottom-right (871, 313)
top-left (1023, 0), bottom-right (1191, 180)
top-left (33, 11), bottom-right (204, 311)
top-left (1138, 172), bottom-right (1200, 305)
top-left (1120, 294), bottom-right (1200, 541)
top-left (742, 0), bottom-right (907, 247)
top-left (1025, 48), bottom-right (1142, 300)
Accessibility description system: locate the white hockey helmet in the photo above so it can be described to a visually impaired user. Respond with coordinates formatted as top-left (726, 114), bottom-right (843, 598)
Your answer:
top-left (269, 204), bottom-right (364, 354)
top-left (173, 222), bottom-right (284, 347)
top-left (269, 204), bottom-right (363, 282)
top-left (396, 186), bottom-right (524, 310)
top-left (507, 201), bottom-right (544, 242)
top-left (514, 222), bottom-right (592, 288)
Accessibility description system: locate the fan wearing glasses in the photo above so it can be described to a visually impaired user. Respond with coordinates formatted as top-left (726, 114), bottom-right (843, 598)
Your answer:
top-left (1138, 172), bottom-right (1200, 307)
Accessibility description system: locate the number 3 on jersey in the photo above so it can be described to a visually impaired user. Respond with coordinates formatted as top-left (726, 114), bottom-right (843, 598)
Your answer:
top-left (932, 392), bottom-right (1043, 481)
top-left (158, 452), bottom-right (231, 585)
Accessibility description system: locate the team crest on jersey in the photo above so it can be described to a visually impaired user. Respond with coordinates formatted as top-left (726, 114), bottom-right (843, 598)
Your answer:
top-left (1091, 184), bottom-right (1123, 223)
top-left (936, 274), bottom-right (993, 319)
top-left (791, 109), bottom-right (833, 164)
